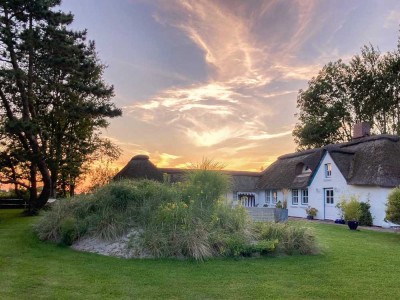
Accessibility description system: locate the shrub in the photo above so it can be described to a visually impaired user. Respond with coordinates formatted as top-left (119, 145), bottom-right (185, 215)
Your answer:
top-left (37, 169), bottom-right (319, 260)
top-left (60, 217), bottom-right (80, 245)
top-left (252, 222), bottom-right (318, 255)
top-left (35, 199), bottom-right (74, 242)
top-left (386, 187), bottom-right (400, 224)
top-left (305, 206), bottom-right (318, 217)
top-left (359, 202), bottom-right (373, 226)
top-left (339, 196), bottom-right (362, 222)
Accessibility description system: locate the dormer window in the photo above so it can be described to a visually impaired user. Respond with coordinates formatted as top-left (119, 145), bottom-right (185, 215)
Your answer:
top-left (295, 163), bottom-right (311, 176)
top-left (325, 163), bottom-right (332, 178)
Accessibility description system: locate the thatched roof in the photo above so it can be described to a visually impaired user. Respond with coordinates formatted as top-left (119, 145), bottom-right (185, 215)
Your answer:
top-left (115, 157), bottom-right (262, 190)
top-left (159, 168), bottom-right (261, 190)
top-left (115, 135), bottom-right (400, 190)
top-left (257, 134), bottom-right (400, 189)
top-left (114, 155), bottom-right (163, 181)
top-left (333, 135), bottom-right (400, 187)
top-left (257, 149), bottom-right (323, 189)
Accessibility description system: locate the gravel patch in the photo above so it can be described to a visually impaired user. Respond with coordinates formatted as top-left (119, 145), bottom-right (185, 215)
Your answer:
top-left (71, 229), bottom-right (152, 259)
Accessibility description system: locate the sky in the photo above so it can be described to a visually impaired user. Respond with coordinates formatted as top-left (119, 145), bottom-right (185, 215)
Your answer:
top-left (60, 0), bottom-right (400, 171)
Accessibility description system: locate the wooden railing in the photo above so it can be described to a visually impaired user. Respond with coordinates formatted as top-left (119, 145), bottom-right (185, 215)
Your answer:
top-left (0, 199), bottom-right (27, 209)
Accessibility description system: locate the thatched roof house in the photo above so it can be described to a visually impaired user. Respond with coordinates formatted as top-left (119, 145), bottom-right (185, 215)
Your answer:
top-left (114, 128), bottom-right (400, 226)
top-left (116, 134), bottom-right (400, 190)
top-left (256, 134), bottom-right (400, 190)
top-left (114, 155), bottom-right (163, 181)
top-left (115, 156), bottom-right (262, 193)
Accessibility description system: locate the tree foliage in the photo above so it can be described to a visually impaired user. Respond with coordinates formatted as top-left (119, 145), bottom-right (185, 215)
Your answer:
top-left (386, 187), bottom-right (400, 224)
top-left (294, 41), bottom-right (400, 150)
top-left (0, 0), bottom-right (121, 211)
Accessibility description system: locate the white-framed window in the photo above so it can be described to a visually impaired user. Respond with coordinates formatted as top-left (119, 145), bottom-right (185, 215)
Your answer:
top-left (265, 190), bottom-right (271, 204)
top-left (325, 188), bottom-right (334, 204)
top-left (325, 163), bottom-right (332, 178)
top-left (266, 190), bottom-right (278, 204)
top-left (272, 190), bottom-right (278, 204)
top-left (292, 189), bottom-right (299, 205)
top-left (301, 189), bottom-right (308, 205)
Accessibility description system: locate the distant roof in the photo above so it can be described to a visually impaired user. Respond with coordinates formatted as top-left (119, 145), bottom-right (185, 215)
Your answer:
top-left (158, 167), bottom-right (260, 177)
top-left (115, 157), bottom-right (262, 191)
top-left (114, 155), bottom-right (163, 181)
top-left (257, 134), bottom-right (400, 189)
top-left (115, 134), bottom-right (400, 190)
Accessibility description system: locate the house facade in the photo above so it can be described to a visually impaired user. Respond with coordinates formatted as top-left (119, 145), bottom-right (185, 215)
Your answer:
top-left (115, 124), bottom-right (400, 227)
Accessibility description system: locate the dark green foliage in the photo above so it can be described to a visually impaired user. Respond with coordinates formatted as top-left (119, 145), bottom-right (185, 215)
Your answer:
top-left (253, 222), bottom-right (318, 255)
top-left (60, 217), bottom-right (80, 246)
top-left (294, 41), bottom-right (400, 149)
top-left (3, 209), bottom-right (400, 299)
top-left (0, 0), bottom-right (121, 209)
top-left (35, 180), bottom-right (180, 244)
top-left (339, 196), bottom-right (362, 222)
top-left (359, 202), bottom-right (373, 226)
top-left (36, 171), bottom-right (318, 260)
top-left (386, 187), bottom-right (400, 224)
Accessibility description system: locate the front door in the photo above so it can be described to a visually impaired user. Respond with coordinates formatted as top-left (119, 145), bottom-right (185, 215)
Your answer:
top-left (324, 188), bottom-right (337, 220)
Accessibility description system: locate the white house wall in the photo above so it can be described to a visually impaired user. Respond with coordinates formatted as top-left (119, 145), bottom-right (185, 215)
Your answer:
top-left (305, 152), bottom-right (391, 226)
top-left (226, 151), bottom-right (392, 226)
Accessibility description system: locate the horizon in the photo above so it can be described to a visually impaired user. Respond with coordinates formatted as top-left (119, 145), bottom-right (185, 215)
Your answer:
top-left (60, 0), bottom-right (400, 171)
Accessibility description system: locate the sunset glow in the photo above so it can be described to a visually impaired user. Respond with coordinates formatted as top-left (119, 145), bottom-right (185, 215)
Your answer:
top-left (61, 0), bottom-right (400, 171)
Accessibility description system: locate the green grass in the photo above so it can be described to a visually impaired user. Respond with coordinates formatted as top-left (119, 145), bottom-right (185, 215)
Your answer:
top-left (1, 209), bottom-right (400, 299)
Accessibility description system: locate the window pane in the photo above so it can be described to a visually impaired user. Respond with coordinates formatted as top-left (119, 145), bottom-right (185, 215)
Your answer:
top-left (325, 189), bottom-right (334, 204)
top-left (292, 189), bottom-right (298, 205)
top-left (301, 189), bottom-right (308, 204)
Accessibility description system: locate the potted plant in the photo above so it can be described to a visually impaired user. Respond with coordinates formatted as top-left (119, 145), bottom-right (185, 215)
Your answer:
top-left (335, 202), bottom-right (346, 224)
top-left (339, 196), bottom-right (362, 230)
top-left (305, 206), bottom-right (318, 220)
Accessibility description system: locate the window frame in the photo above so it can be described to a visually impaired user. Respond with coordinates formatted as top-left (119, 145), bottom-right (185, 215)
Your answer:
top-left (325, 188), bottom-right (334, 205)
top-left (301, 189), bottom-right (309, 205)
top-left (272, 190), bottom-right (278, 204)
top-left (292, 189), bottom-right (299, 205)
top-left (325, 163), bottom-right (332, 178)
top-left (265, 190), bottom-right (271, 204)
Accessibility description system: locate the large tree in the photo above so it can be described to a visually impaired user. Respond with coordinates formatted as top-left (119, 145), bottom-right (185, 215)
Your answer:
top-left (294, 42), bottom-right (400, 150)
top-left (0, 0), bottom-right (121, 211)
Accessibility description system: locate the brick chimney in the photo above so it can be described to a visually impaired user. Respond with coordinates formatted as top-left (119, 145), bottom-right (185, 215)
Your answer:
top-left (353, 122), bottom-right (371, 139)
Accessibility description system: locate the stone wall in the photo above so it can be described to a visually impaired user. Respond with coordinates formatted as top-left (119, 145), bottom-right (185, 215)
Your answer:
top-left (246, 207), bottom-right (288, 222)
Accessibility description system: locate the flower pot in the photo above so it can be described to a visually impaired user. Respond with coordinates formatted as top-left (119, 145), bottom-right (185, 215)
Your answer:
top-left (335, 219), bottom-right (346, 224)
top-left (347, 221), bottom-right (359, 230)
top-left (307, 215), bottom-right (314, 220)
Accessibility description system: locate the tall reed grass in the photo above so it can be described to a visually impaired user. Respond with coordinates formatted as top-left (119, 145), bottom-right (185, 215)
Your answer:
top-left (35, 164), bottom-right (318, 260)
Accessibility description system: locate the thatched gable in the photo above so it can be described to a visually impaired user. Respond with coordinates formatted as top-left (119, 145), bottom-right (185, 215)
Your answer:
top-left (258, 134), bottom-right (400, 189)
top-left (114, 155), bottom-right (163, 181)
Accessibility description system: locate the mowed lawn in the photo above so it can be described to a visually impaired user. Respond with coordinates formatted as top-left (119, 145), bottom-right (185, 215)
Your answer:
top-left (1, 210), bottom-right (400, 299)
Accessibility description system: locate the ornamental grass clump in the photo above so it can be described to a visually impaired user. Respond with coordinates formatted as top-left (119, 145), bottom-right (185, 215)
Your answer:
top-left (386, 187), bottom-right (400, 224)
top-left (252, 222), bottom-right (318, 255)
top-left (36, 164), bottom-right (319, 259)
top-left (35, 180), bottom-right (175, 244)
top-left (339, 196), bottom-right (362, 222)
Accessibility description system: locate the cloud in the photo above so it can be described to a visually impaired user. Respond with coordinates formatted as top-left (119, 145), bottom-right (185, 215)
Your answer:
top-left (154, 152), bottom-right (180, 167)
top-left (246, 130), bottom-right (292, 141)
top-left (272, 64), bottom-right (321, 80)
top-left (122, 0), bottom-right (326, 169)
